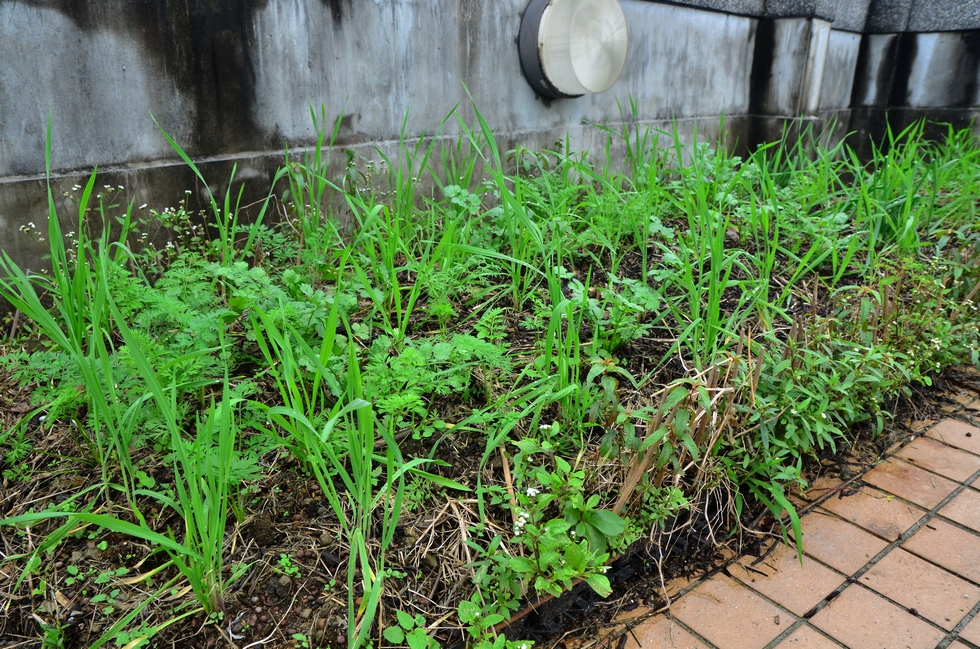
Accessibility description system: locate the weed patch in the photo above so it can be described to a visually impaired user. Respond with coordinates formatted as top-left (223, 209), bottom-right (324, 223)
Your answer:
top-left (1, 111), bottom-right (979, 648)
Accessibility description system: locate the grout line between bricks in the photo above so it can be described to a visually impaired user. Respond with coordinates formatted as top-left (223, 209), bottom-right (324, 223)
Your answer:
top-left (717, 552), bottom-right (848, 648)
top-left (778, 461), bottom-right (980, 644)
top-left (655, 614), bottom-right (719, 649)
top-left (755, 405), bottom-right (980, 645)
top-left (761, 620), bottom-right (849, 649)
top-left (917, 512), bottom-right (980, 588)
top-left (935, 598), bottom-right (980, 649)
top-left (781, 411), bottom-right (967, 527)
top-left (721, 560), bottom-right (850, 649)
top-left (605, 576), bottom-right (723, 648)
top-left (608, 411), bottom-right (980, 649)
top-left (722, 415), bottom-right (970, 647)
top-left (756, 617), bottom-right (807, 648)
top-left (747, 413), bottom-right (980, 647)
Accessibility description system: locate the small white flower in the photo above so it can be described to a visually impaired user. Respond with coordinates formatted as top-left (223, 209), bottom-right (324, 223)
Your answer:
top-left (139, 203), bottom-right (147, 210)
top-left (526, 487), bottom-right (540, 498)
top-left (821, 413), bottom-right (826, 419)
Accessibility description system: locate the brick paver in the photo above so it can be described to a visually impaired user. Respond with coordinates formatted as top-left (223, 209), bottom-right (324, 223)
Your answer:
top-left (728, 543), bottom-right (845, 616)
top-left (622, 615), bottom-right (709, 649)
top-left (902, 518), bottom-right (980, 584)
top-left (960, 615), bottom-right (980, 645)
top-left (810, 585), bottom-right (945, 648)
top-left (613, 419), bottom-right (980, 649)
top-left (818, 484), bottom-right (925, 541)
top-left (862, 457), bottom-right (959, 509)
top-left (794, 475), bottom-right (844, 504)
top-left (939, 487), bottom-right (980, 533)
top-left (798, 510), bottom-right (889, 573)
top-left (857, 547), bottom-right (980, 629)
top-left (771, 625), bottom-right (841, 648)
top-left (896, 435), bottom-right (980, 482)
top-left (671, 576), bottom-right (786, 649)
top-left (928, 418), bottom-right (980, 456)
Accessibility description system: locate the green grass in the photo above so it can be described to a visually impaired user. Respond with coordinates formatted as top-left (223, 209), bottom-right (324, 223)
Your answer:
top-left (1, 108), bottom-right (980, 648)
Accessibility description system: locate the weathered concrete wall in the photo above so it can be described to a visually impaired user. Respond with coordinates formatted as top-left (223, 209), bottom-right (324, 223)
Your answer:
top-left (1, 0), bottom-right (979, 279)
top-left (820, 30), bottom-right (862, 110)
top-left (0, 0), bottom-right (760, 177)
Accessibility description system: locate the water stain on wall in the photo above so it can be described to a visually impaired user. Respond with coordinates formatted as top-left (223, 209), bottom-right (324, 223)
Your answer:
top-left (742, 18), bottom-right (776, 149)
top-left (886, 32), bottom-right (917, 107)
top-left (848, 33), bottom-right (900, 108)
top-left (322, 0), bottom-right (352, 28)
top-left (747, 18), bottom-right (777, 114)
top-left (28, 0), bottom-right (278, 155)
top-left (953, 32), bottom-right (980, 108)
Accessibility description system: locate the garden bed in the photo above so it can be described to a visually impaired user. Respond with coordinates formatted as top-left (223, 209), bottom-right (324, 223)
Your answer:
top-left (0, 112), bottom-right (979, 649)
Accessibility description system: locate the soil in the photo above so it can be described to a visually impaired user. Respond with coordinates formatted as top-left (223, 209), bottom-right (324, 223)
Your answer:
top-left (0, 352), bottom-right (970, 649)
top-left (0, 277), bottom-right (974, 649)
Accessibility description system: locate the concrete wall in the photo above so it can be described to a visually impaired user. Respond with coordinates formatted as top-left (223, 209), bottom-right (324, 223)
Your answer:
top-left (0, 0), bottom-right (758, 176)
top-left (1, 0), bottom-right (979, 276)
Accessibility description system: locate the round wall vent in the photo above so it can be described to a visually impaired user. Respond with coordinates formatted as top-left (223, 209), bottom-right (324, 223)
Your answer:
top-left (518, 0), bottom-right (628, 99)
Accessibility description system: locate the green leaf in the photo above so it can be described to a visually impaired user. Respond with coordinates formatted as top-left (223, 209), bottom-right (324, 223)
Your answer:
top-left (563, 540), bottom-right (588, 571)
top-left (458, 599), bottom-right (480, 624)
top-left (396, 609), bottom-right (416, 631)
top-left (0, 512), bottom-right (193, 558)
top-left (383, 626), bottom-right (405, 644)
top-left (639, 426), bottom-right (669, 452)
top-left (588, 510), bottom-right (626, 537)
top-left (483, 613), bottom-right (505, 626)
top-left (515, 439), bottom-right (540, 454)
top-left (663, 386), bottom-right (690, 411)
top-left (406, 628), bottom-right (430, 649)
top-left (585, 573), bottom-right (612, 597)
top-left (581, 524), bottom-right (606, 554)
top-left (402, 468), bottom-right (470, 492)
top-left (545, 519), bottom-right (571, 535)
top-left (509, 557), bottom-right (536, 574)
